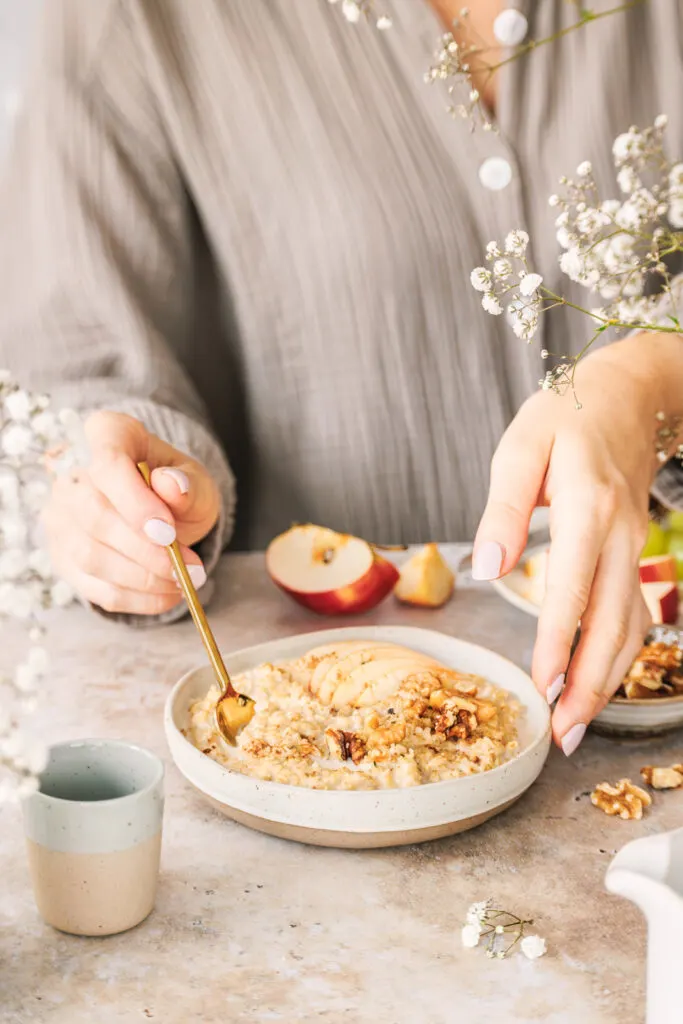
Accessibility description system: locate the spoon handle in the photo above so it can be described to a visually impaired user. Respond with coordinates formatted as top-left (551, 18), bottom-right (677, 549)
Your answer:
top-left (137, 461), bottom-right (236, 698)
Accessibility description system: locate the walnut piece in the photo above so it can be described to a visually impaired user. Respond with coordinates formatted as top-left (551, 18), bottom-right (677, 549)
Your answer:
top-left (640, 764), bottom-right (683, 790)
top-left (324, 728), bottom-right (366, 764)
top-left (619, 641), bottom-right (683, 699)
top-left (590, 778), bottom-right (652, 820)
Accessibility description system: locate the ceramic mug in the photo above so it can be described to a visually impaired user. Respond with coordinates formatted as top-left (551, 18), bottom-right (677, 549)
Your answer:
top-left (22, 739), bottom-right (164, 937)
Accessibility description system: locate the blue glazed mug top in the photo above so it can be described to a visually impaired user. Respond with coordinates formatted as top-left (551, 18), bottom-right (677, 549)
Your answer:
top-left (22, 739), bottom-right (165, 855)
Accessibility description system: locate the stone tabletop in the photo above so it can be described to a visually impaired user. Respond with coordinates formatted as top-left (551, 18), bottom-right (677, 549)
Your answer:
top-left (1, 548), bottom-right (679, 1024)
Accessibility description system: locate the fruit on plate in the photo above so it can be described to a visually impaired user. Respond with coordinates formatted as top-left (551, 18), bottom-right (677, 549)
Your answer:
top-left (305, 640), bottom-right (444, 708)
top-left (640, 519), bottom-right (669, 559)
top-left (266, 524), bottom-right (399, 615)
top-left (641, 581), bottom-right (679, 625)
top-left (639, 554), bottom-right (678, 585)
top-left (394, 543), bottom-right (455, 608)
top-left (522, 547), bottom-right (548, 606)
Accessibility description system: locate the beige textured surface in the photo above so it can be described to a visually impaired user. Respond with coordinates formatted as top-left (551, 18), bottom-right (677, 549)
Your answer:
top-left (2, 549), bottom-right (682, 1023)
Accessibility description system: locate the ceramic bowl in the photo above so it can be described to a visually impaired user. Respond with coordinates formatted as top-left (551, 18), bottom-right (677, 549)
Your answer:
top-left (165, 626), bottom-right (551, 848)
top-left (592, 626), bottom-right (683, 738)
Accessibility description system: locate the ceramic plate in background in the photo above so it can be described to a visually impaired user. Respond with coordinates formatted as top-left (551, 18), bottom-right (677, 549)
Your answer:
top-left (165, 626), bottom-right (551, 849)
top-left (491, 542), bottom-right (548, 619)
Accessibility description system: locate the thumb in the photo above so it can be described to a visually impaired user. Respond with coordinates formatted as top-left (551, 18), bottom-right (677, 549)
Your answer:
top-left (148, 457), bottom-right (220, 546)
top-left (473, 423), bottom-right (550, 581)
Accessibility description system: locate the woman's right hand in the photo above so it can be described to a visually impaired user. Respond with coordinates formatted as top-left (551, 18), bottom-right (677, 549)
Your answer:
top-left (43, 411), bottom-right (221, 615)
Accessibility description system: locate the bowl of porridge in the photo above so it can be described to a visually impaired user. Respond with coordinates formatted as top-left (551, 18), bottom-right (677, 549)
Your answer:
top-left (165, 626), bottom-right (551, 848)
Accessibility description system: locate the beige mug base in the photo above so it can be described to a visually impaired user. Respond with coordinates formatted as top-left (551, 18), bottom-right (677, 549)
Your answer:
top-left (26, 832), bottom-right (162, 937)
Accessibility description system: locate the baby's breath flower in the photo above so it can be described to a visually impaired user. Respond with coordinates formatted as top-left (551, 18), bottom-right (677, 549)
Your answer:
top-left (504, 229), bottom-right (529, 256)
top-left (548, 194), bottom-right (560, 208)
top-left (376, 15), bottom-right (392, 30)
top-left (466, 900), bottom-right (491, 925)
top-left (0, 371), bottom-right (82, 803)
top-left (341, 0), bottom-right (361, 23)
top-left (2, 424), bottom-right (33, 457)
top-left (470, 267), bottom-right (492, 292)
top-left (519, 273), bottom-right (543, 297)
top-left (4, 389), bottom-right (32, 421)
top-left (576, 161), bottom-right (592, 178)
top-left (461, 923), bottom-right (482, 947)
top-left (613, 128), bottom-right (644, 165)
top-left (521, 935), bottom-right (547, 960)
top-left (482, 293), bottom-right (503, 315)
top-left (493, 258), bottom-right (513, 280)
top-left (655, 114), bottom-right (668, 130)
top-left (462, 900), bottom-right (544, 960)
top-left (50, 580), bottom-right (75, 607)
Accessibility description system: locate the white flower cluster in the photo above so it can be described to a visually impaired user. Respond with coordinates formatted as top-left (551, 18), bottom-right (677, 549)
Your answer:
top-left (461, 899), bottom-right (547, 960)
top-left (0, 370), bottom-right (83, 803)
top-left (470, 230), bottom-right (544, 342)
top-left (472, 117), bottom-right (683, 394)
top-left (547, 116), bottom-right (680, 329)
top-left (327, 0), bottom-right (392, 30)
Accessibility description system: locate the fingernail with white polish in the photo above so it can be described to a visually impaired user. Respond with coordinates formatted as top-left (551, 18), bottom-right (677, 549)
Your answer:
top-left (561, 723), bottom-right (587, 757)
top-left (173, 564), bottom-right (207, 589)
top-left (144, 518), bottom-right (176, 546)
top-left (159, 467), bottom-right (190, 495)
top-left (471, 541), bottom-right (504, 581)
top-left (546, 673), bottom-right (565, 705)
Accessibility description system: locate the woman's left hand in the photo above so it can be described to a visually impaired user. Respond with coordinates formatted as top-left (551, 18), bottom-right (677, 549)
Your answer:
top-left (474, 332), bottom-right (683, 755)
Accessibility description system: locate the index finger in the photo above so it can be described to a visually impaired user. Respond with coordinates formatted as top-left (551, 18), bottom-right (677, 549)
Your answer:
top-left (85, 413), bottom-right (177, 546)
top-left (532, 497), bottom-right (606, 702)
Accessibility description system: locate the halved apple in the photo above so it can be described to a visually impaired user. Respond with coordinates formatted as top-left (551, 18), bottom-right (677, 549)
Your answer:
top-left (639, 554), bottom-right (677, 586)
top-left (266, 524), bottom-right (399, 615)
top-left (394, 544), bottom-right (455, 608)
top-left (641, 580), bottom-right (679, 625)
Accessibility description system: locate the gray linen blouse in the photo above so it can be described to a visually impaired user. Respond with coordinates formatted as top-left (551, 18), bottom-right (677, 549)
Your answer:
top-left (1, 0), bottom-right (682, 571)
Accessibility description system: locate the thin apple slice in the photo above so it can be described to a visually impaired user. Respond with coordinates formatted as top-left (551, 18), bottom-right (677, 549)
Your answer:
top-left (641, 581), bottom-right (679, 625)
top-left (639, 554), bottom-right (678, 586)
top-left (266, 524), bottom-right (399, 615)
top-left (394, 544), bottom-right (455, 608)
top-left (308, 642), bottom-right (419, 697)
top-left (316, 646), bottom-right (438, 705)
top-left (331, 657), bottom-right (436, 708)
top-left (305, 641), bottom-right (374, 693)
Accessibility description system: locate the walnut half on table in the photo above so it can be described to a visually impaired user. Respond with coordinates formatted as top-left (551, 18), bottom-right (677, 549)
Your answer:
top-left (590, 778), bottom-right (652, 820)
top-left (640, 764), bottom-right (683, 790)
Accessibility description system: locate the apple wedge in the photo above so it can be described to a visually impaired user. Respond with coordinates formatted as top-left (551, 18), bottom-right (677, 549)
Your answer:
top-left (312, 644), bottom-right (437, 704)
top-left (335, 657), bottom-right (436, 708)
top-left (641, 581), bottom-right (679, 625)
top-left (639, 554), bottom-right (678, 586)
top-left (394, 544), bottom-right (455, 608)
top-left (266, 524), bottom-right (399, 615)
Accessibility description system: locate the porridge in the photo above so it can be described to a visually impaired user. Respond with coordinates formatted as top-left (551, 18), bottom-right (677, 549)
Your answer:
top-left (185, 641), bottom-right (521, 790)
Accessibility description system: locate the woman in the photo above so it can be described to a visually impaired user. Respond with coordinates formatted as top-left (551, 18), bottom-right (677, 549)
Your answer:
top-left (1, 0), bottom-right (681, 755)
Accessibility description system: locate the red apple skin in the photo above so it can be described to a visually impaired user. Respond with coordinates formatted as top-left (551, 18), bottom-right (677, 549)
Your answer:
top-left (271, 553), bottom-right (400, 615)
top-left (638, 555), bottom-right (678, 586)
top-left (641, 581), bottom-right (679, 625)
top-left (659, 586), bottom-right (679, 625)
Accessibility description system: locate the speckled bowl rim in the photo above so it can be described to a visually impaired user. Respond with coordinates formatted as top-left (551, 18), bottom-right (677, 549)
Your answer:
top-left (165, 625), bottom-right (552, 834)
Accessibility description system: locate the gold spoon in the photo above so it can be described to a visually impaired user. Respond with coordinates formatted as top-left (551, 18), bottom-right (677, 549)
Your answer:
top-left (137, 461), bottom-right (254, 746)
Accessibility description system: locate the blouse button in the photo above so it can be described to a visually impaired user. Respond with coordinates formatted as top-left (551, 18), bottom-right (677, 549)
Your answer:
top-left (493, 8), bottom-right (529, 47)
top-left (478, 156), bottom-right (513, 191)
